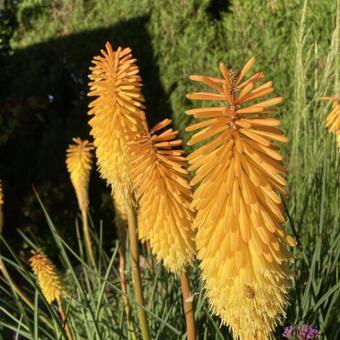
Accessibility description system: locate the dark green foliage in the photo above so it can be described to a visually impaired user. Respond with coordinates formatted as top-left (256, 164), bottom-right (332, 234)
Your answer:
top-left (0, 0), bottom-right (17, 57)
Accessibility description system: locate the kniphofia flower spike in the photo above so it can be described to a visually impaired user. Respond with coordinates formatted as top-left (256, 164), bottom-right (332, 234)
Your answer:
top-left (130, 119), bottom-right (195, 274)
top-left (66, 138), bottom-right (93, 212)
top-left (66, 137), bottom-right (96, 266)
top-left (186, 57), bottom-right (296, 339)
top-left (88, 42), bottom-right (146, 199)
top-left (88, 42), bottom-right (150, 339)
top-left (30, 251), bottom-right (65, 304)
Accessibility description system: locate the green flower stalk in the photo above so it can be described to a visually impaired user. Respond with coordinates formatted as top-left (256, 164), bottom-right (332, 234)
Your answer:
top-left (66, 137), bottom-right (95, 267)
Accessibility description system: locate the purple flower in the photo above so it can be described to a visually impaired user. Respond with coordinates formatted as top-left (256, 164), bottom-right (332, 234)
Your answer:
top-left (298, 324), bottom-right (320, 339)
top-left (283, 325), bottom-right (295, 338)
top-left (282, 324), bottom-right (320, 339)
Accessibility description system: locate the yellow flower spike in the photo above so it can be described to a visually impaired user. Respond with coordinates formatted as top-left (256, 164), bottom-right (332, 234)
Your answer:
top-left (88, 42), bottom-right (146, 199)
top-left (186, 57), bottom-right (296, 339)
top-left (321, 96), bottom-right (340, 147)
top-left (66, 138), bottom-right (94, 212)
top-left (29, 251), bottom-right (65, 304)
top-left (0, 180), bottom-right (3, 234)
top-left (130, 119), bottom-right (196, 274)
top-left (66, 137), bottom-right (96, 267)
top-left (88, 42), bottom-right (150, 340)
top-left (130, 119), bottom-right (197, 339)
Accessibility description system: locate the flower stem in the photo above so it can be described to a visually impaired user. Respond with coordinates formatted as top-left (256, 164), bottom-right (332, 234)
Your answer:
top-left (126, 201), bottom-right (150, 340)
top-left (81, 209), bottom-right (96, 268)
top-left (180, 273), bottom-right (196, 340)
top-left (118, 227), bottom-right (137, 340)
top-left (57, 298), bottom-right (74, 340)
top-left (145, 241), bottom-right (154, 275)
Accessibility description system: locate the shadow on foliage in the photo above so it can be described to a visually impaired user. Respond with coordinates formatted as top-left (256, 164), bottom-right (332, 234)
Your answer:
top-left (206, 0), bottom-right (232, 20)
top-left (0, 15), bottom-right (171, 246)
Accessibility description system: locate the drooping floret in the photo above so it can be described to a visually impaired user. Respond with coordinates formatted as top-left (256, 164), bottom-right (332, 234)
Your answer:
top-left (130, 119), bottom-right (195, 274)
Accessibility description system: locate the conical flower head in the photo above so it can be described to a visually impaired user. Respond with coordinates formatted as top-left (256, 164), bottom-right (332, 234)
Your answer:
top-left (66, 137), bottom-right (93, 212)
top-left (130, 119), bottom-right (195, 274)
top-left (88, 42), bottom-right (146, 198)
top-left (29, 251), bottom-right (65, 304)
top-left (186, 57), bottom-right (296, 339)
top-left (321, 96), bottom-right (340, 148)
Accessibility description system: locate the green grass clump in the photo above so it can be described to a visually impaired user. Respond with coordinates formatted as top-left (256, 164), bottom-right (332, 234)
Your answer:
top-left (0, 194), bottom-right (232, 339)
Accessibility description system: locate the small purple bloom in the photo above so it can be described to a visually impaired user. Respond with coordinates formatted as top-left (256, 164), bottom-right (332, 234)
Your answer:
top-left (283, 325), bottom-right (295, 338)
top-left (282, 324), bottom-right (320, 339)
top-left (298, 324), bottom-right (320, 339)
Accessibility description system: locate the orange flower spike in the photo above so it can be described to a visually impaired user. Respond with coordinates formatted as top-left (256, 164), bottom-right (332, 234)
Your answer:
top-left (88, 42), bottom-right (146, 199)
top-left (130, 119), bottom-right (195, 274)
top-left (30, 251), bottom-right (65, 304)
top-left (186, 57), bottom-right (296, 339)
top-left (66, 138), bottom-right (94, 212)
